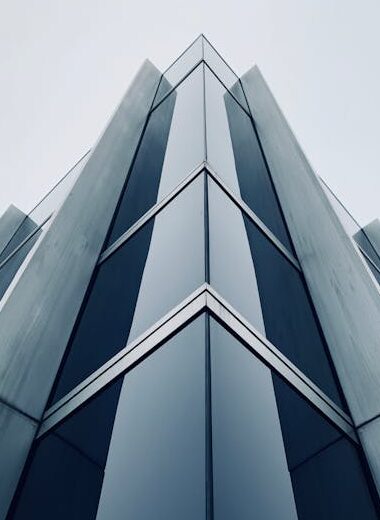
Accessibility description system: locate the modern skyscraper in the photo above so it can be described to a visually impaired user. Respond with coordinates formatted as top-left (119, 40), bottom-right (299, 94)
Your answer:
top-left (1, 35), bottom-right (380, 519)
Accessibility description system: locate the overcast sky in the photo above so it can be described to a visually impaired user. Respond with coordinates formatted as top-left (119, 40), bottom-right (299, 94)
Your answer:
top-left (0, 0), bottom-right (379, 225)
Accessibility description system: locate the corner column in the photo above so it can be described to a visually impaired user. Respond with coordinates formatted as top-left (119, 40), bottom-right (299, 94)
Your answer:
top-left (242, 66), bottom-right (380, 492)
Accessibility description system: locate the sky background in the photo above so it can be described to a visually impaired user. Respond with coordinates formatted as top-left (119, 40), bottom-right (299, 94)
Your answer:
top-left (0, 0), bottom-right (379, 225)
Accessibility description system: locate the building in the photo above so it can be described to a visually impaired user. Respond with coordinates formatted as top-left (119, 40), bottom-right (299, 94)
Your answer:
top-left (1, 35), bottom-right (380, 519)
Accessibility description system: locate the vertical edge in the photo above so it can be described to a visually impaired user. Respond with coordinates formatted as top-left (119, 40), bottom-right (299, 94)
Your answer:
top-left (205, 313), bottom-right (214, 520)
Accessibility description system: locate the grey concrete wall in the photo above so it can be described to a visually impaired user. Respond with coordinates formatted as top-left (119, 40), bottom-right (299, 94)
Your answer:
top-left (242, 66), bottom-right (380, 489)
top-left (0, 60), bottom-right (163, 519)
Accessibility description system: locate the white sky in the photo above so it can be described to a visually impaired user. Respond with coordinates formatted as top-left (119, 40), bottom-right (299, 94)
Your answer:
top-left (0, 0), bottom-right (379, 225)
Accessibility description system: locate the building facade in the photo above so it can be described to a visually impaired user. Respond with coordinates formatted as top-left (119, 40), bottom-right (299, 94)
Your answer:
top-left (1, 35), bottom-right (380, 519)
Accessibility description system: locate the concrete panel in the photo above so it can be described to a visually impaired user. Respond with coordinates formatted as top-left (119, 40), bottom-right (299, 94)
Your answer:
top-left (0, 403), bottom-right (37, 520)
top-left (0, 61), bottom-right (164, 517)
top-left (241, 66), bottom-right (380, 426)
top-left (0, 205), bottom-right (26, 257)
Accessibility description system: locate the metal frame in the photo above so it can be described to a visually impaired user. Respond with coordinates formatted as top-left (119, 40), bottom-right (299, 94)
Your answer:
top-left (38, 284), bottom-right (355, 441)
top-left (99, 163), bottom-right (300, 271)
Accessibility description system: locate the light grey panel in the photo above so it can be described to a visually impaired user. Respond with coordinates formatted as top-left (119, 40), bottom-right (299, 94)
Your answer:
top-left (0, 205), bottom-right (26, 256)
top-left (0, 61), bottom-right (163, 518)
top-left (0, 403), bottom-right (37, 520)
top-left (241, 66), bottom-right (380, 427)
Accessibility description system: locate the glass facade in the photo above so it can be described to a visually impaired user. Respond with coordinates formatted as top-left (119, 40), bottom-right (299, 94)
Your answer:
top-left (3, 36), bottom-right (380, 519)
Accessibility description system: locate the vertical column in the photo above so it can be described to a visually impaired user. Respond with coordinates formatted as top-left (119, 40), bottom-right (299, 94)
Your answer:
top-left (0, 60), bottom-right (163, 519)
top-left (241, 66), bottom-right (380, 491)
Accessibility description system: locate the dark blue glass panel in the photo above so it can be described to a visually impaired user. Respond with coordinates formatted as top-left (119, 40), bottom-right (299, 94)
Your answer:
top-left (106, 92), bottom-right (176, 246)
top-left (210, 318), bottom-right (298, 519)
top-left (273, 375), bottom-right (379, 519)
top-left (225, 93), bottom-right (293, 251)
top-left (51, 177), bottom-right (205, 403)
top-left (10, 380), bottom-right (122, 520)
top-left (51, 220), bottom-right (154, 404)
top-left (244, 215), bottom-right (344, 408)
top-left (95, 316), bottom-right (206, 520)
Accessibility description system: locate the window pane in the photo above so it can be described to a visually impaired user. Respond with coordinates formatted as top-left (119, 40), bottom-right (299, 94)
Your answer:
top-left (106, 92), bottom-right (176, 246)
top-left (11, 380), bottom-right (123, 520)
top-left (156, 63), bottom-right (205, 199)
top-left (51, 176), bottom-right (205, 403)
top-left (96, 316), bottom-right (206, 520)
top-left (205, 66), bottom-right (240, 193)
top-left (243, 216), bottom-right (345, 407)
top-left (273, 375), bottom-right (379, 519)
top-left (203, 38), bottom-right (248, 111)
top-left (208, 177), bottom-right (265, 334)
top-left (210, 318), bottom-right (298, 520)
top-left (225, 92), bottom-right (293, 251)
top-left (153, 36), bottom-right (203, 106)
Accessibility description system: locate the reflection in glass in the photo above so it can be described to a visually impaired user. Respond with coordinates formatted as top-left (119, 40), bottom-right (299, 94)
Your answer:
top-left (10, 380), bottom-right (123, 520)
top-left (106, 92), bottom-right (176, 246)
top-left (51, 176), bottom-right (205, 403)
top-left (205, 66), bottom-right (240, 193)
top-left (225, 92), bottom-right (293, 251)
top-left (210, 318), bottom-right (298, 520)
top-left (153, 35), bottom-right (203, 107)
top-left (156, 64), bottom-right (205, 199)
top-left (96, 316), bottom-right (206, 520)
top-left (208, 177), bottom-right (265, 334)
top-left (273, 375), bottom-right (379, 519)
top-left (203, 38), bottom-right (248, 111)
top-left (243, 215), bottom-right (344, 407)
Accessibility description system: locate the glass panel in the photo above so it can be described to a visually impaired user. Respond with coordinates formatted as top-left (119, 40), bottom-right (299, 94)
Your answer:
top-left (205, 66), bottom-right (240, 193)
top-left (153, 36), bottom-right (203, 107)
top-left (210, 318), bottom-right (298, 520)
top-left (203, 38), bottom-right (248, 111)
top-left (96, 316), bottom-right (206, 520)
top-left (210, 319), bottom-right (379, 519)
top-left (273, 375), bottom-right (379, 519)
top-left (225, 92), bottom-right (293, 251)
top-left (106, 92), bottom-right (176, 246)
top-left (243, 214), bottom-right (344, 407)
top-left (361, 253), bottom-right (380, 285)
top-left (156, 63), bottom-right (205, 199)
top-left (10, 379), bottom-right (123, 520)
top-left (354, 229), bottom-right (380, 271)
top-left (51, 176), bottom-right (205, 403)
top-left (208, 177), bottom-right (265, 334)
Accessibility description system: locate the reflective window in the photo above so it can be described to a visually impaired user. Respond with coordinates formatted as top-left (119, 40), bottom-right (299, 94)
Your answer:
top-left (210, 318), bottom-right (298, 520)
top-left (203, 38), bottom-right (248, 111)
top-left (51, 176), bottom-right (205, 403)
top-left (210, 319), bottom-right (379, 519)
top-left (13, 318), bottom-right (207, 520)
top-left (156, 63), bottom-right (205, 199)
top-left (225, 92), bottom-right (293, 251)
top-left (10, 380), bottom-right (123, 520)
top-left (273, 375), bottom-right (379, 519)
top-left (96, 316), bottom-right (206, 520)
top-left (153, 36), bottom-right (203, 107)
top-left (106, 93), bottom-right (176, 246)
top-left (243, 213), bottom-right (344, 407)
top-left (205, 66), bottom-right (240, 193)
top-left (208, 177), bottom-right (265, 334)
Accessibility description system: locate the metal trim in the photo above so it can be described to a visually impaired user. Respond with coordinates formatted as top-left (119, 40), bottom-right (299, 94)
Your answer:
top-left (206, 166), bottom-right (301, 271)
top-left (38, 285), bottom-right (355, 442)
